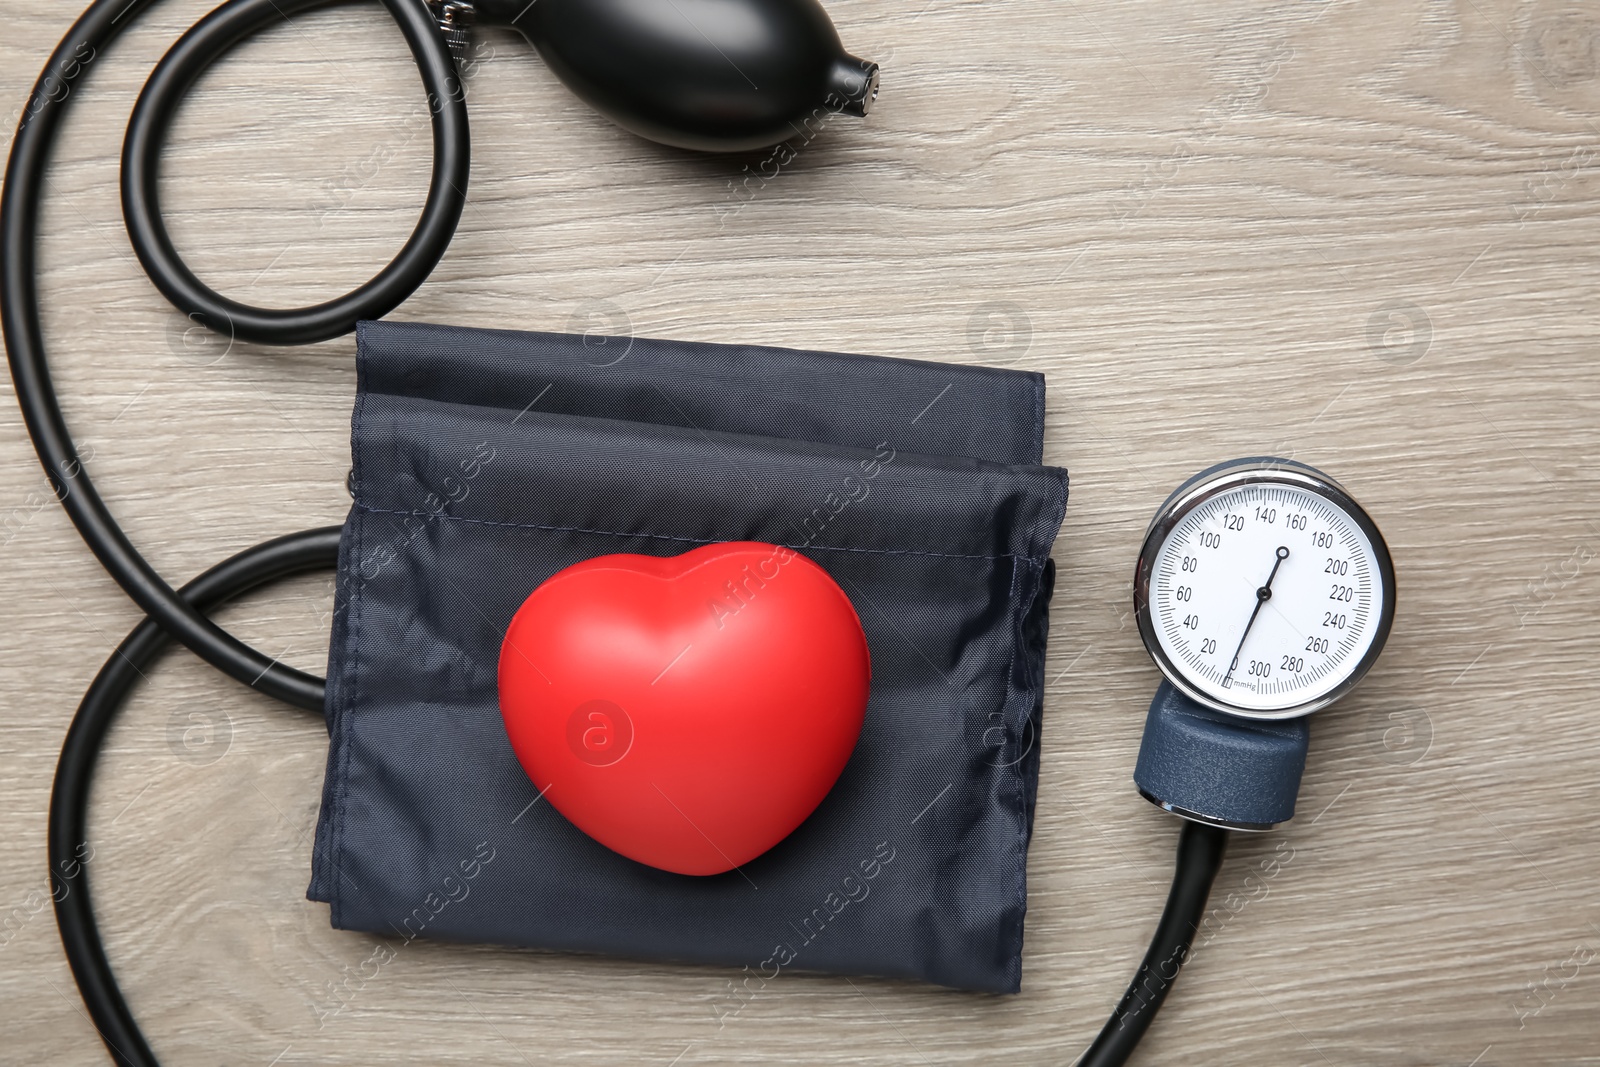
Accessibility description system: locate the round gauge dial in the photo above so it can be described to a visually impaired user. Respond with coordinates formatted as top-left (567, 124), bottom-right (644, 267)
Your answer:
top-left (1133, 460), bottom-right (1396, 719)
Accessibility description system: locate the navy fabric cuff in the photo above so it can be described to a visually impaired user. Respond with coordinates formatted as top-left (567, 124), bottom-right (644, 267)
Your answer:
top-left (309, 319), bottom-right (1068, 994)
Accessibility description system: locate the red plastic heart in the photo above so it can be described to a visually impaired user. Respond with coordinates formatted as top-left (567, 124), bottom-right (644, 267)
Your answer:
top-left (497, 542), bottom-right (870, 876)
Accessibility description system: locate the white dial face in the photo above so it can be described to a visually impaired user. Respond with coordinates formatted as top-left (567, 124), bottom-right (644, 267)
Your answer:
top-left (1147, 481), bottom-right (1386, 715)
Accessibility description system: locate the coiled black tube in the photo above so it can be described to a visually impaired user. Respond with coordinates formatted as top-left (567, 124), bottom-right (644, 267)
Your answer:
top-left (122, 0), bottom-right (470, 345)
top-left (1, 0), bottom-right (466, 712)
top-left (49, 526), bottom-right (342, 1067)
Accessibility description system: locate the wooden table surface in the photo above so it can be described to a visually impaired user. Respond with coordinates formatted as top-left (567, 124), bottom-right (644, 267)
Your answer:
top-left (2, 1), bottom-right (1597, 1063)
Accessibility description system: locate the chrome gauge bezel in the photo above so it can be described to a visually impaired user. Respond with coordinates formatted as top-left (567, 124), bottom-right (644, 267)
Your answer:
top-left (1132, 459), bottom-right (1397, 720)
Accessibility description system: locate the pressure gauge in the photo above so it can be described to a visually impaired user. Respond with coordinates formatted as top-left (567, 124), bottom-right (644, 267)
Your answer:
top-left (1133, 459), bottom-right (1396, 720)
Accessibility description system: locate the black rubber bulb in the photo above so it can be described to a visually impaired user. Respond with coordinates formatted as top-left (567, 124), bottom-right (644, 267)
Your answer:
top-left (473, 0), bottom-right (879, 152)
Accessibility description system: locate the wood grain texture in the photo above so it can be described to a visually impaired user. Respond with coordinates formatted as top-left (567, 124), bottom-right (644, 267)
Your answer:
top-left (2, 0), bottom-right (1598, 1063)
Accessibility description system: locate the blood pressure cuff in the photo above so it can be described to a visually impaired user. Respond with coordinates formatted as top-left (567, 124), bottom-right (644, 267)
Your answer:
top-left (308, 319), bottom-right (1069, 994)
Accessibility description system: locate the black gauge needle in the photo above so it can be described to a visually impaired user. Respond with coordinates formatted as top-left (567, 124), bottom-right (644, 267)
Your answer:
top-left (1223, 546), bottom-right (1290, 686)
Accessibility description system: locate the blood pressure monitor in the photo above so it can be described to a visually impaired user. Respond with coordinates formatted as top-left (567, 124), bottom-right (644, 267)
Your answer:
top-left (1134, 458), bottom-right (1396, 721)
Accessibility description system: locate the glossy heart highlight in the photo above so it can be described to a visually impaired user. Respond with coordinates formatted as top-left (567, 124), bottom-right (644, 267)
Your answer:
top-left (497, 542), bottom-right (869, 875)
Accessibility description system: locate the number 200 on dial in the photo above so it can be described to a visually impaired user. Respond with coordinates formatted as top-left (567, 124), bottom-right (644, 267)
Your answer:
top-left (1133, 461), bottom-right (1396, 720)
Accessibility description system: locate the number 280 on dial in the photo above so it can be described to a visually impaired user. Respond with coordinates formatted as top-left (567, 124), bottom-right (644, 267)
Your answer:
top-left (1133, 459), bottom-right (1396, 720)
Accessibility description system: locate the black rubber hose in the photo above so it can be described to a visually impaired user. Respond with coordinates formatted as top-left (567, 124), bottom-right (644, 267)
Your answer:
top-left (122, 0), bottom-right (470, 345)
top-left (49, 526), bottom-right (342, 1067)
top-left (1078, 820), bottom-right (1231, 1067)
top-left (1, 0), bottom-right (466, 712)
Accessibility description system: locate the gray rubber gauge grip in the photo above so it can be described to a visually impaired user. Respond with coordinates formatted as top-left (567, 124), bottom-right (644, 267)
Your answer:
top-left (1133, 681), bottom-right (1311, 830)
